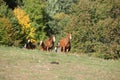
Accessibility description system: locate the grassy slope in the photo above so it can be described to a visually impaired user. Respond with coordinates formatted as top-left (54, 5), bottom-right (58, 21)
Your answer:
top-left (0, 46), bottom-right (120, 80)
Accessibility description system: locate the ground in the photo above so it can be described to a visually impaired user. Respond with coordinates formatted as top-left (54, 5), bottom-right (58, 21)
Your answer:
top-left (0, 46), bottom-right (120, 80)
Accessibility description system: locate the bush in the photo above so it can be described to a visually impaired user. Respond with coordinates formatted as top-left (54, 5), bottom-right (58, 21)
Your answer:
top-left (92, 42), bottom-right (120, 59)
top-left (0, 17), bottom-right (15, 45)
top-left (62, 0), bottom-right (120, 59)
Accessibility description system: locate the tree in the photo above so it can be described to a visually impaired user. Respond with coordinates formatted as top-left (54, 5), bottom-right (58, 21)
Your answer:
top-left (0, 17), bottom-right (15, 45)
top-left (0, 0), bottom-right (21, 46)
top-left (45, 0), bottom-right (78, 35)
top-left (63, 0), bottom-right (120, 59)
top-left (22, 0), bottom-right (47, 40)
top-left (13, 7), bottom-right (36, 40)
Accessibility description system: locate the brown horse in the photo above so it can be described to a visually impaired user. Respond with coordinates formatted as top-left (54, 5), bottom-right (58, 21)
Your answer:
top-left (44, 35), bottom-right (55, 51)
top-left (59, 33), bottom-right (72, 52)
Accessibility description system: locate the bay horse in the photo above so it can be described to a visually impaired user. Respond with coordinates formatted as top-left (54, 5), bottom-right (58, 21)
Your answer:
top-left (59, 33), bottom-right (72, 52)
top-left (23, 39), bottom-right (36, 49)
top-left (44, 35), bottom-right (55, 51)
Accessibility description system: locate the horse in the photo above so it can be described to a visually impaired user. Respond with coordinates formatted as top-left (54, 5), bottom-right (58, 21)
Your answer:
top-left (59, 33), bottom-right (72, 52)
top-left (39, 40), bottom-right (47, 51)
top-left (23, 39), bottom-right (36, 49)
top-left (44, 35), bottom-right (56, 51)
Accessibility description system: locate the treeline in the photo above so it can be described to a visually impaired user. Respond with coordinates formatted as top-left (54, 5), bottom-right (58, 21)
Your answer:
top-left (0, 0), bottom-right (120, 59)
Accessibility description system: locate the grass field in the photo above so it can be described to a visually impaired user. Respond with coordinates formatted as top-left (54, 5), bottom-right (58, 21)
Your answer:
top-left (0, 46), bottom-right (120, 80)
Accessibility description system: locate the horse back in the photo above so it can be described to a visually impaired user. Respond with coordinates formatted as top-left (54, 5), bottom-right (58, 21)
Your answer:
top-left (44, 37), bottom-right (55, 48)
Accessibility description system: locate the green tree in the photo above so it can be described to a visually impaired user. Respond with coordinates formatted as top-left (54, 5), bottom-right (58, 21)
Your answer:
top-left (45, 0), bottom-right (78, 35)
top-left (0, 17), bottom-right (15, 45)
top-left (0, 0), bottom-right (21, 46)
top-left (22, 0), bottom-right (47, 40)
top-left (63, 0), bottom-right (120, 59)
top-left (13, 7), bottom-right (36, 40)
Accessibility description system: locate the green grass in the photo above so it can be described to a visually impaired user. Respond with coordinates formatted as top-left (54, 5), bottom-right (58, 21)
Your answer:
top-left (0, 46), bottom-right (120, 80)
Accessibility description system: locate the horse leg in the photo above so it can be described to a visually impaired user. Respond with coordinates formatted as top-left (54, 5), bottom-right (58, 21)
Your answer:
top-left (66, 47), bottom-right (69, 52)
top-left (66, 48), bottom-right (68, 52)
top-left (63, 47), bottom-right (66, 52)
top-left (48, 47), bottom-right (51, 52)
top-left (47, 47), bottom-right (49, 51)
top-left (60, 47), bottom-right (63, 52)
top-left (68, 46), bottom-right (71, 52)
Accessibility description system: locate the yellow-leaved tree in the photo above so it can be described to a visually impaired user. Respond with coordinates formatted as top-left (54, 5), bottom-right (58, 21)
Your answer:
top-left (13, 7), bottom-right (36, 42)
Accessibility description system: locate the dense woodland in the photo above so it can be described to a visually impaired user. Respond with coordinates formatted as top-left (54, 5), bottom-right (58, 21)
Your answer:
top-left (0, 0), bottom-right (120, 59)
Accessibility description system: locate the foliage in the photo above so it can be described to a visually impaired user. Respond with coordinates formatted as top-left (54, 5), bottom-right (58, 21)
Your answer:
top-left (45, 0), bottom-right (78, 34)
top-left (0, 17), bottom-right (15, 45)
top-left (0, 0), bottom-right (120, 59)
top-left (22, 0), bottom-right (47, 40)
top-left (0, 1), bottom-right (21, 46)
top-left (63, 0), bottom-right (120, 59)
top-left (13, 7), bottom-right (36, 40)
top-left (0, 0), bottom-right (13, 18)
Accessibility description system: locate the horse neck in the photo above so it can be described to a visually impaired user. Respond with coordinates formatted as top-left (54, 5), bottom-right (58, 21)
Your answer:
top-left (65, 36), bottom-right (70, 42)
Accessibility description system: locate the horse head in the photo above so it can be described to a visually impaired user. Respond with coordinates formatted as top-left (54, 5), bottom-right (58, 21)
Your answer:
top-left (27, 39), bottom-right (31, 43)
top-left (67, 33), bottom-right (72, 40)
top-left (39, 40), bottom-right (43, 46)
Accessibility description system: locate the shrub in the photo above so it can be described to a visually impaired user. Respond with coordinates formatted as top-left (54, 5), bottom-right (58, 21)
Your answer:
top-left (0, 17), bottom-right (15, 45)
top-left (62, 0), bottom-right (120, 59)
top-left (13, 7), bottom-right (36, 40)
